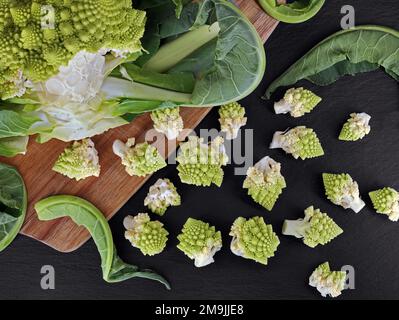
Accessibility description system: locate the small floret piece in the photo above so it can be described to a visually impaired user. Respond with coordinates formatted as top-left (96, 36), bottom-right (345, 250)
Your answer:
top-left (176, 136), bottom-right (228, 187)
top-left (113, 138), bottom-right (166, 177)
top-left (53, 139), bottom-right (100, 181)
top-left (282, 206), bottom-right (343, 248)
top-left (218, 102), bottom-right (247, 140)
top-left (322, 173), bottom-right (365, 213)
top-left (309, 262), bottom-right (347, 298)
top-left (274, 87), bottom-right (322, 118)
top-left (150, 107), bottom-right (184, 140)
top-left (369, 187), bottom-right (399, 222)
top-left (229, 216), bottom-right (279, 265)
top-left (339, 113), bottom-right (371, 141)
top-left (124, 213), bottom-right (168, 256)
top-left (144, 178), bottom-right (181, 216)
top-left (243, 156), bottom-right (286, 211)
top-left (177, 218), bottom-right (222, 267)
top-left (270, 126), bottom-right (324, 160)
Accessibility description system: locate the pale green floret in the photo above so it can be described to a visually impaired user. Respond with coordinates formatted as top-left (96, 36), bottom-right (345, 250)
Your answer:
top-left (0, 0), bottom-right (147, 99)
top-left (150, 107), bottom-right (184, 140)
top-left (177, 218), bottom-right (222, 267)
top-left (243, 156), bottom-right (286, 211)
top-left (369, 187), bottom-right (399, 222)
top-left (52, 138), bottom-right (100, 181)
top-left (144, 178), bottom-right (181, 216)
top-left (309, 262), bottom-right (347, 298)
top-left (274, 87), bottom-right (322, 118)
top-left (282, 206), bottom-right (343, 248)
top-left (124, 213), bottom-right (168, 256)
top-left (218, 102), bottom-right (247, 140)
top-left (339, 113), bottom-right (371, 141)
top-left (113, 138), bottom-right (166, 177)
top-left (270, 126), bottom-right (324, 160)
top-left (230, 216), bottom-right (279, 265)
top-left (176, 136), bottom-right (228, 187)
top-left (323, 173), bottom-right (365, 213)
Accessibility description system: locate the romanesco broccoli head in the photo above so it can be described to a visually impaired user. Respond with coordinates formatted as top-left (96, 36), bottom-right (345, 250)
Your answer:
top-left (52, 138), bottom-right (100, 181)
top-left (124, 213), bottom-right (168, 256)
top-left (218, 102), bottom-right (247, 140)
top-left (144, 178), bottom-right (181, 216)
top-left (369, 187), bottom-right (399, 222)
top-left (150, 107), bottom-right (184, 140)
top-left (282, 206), bottom-right (343, 248)
top-left (113, 138), bottom-right (166, 177)
top-left (243, 156), bottom-right (286, 211)
top-left (270, 126), bottom-right (324, 160)
top-left (230, 216), bottom-right (280, 265)
top-left (309, 262), bottom-right (347, 298)
top-left (0, 0), bottom-right (146, 99)
top-left (274, 87), bottom-right (322, 118)
top-left (322, 173), bottom-right (365, 213)
top-left (176, 136), bottom-right (228, 187)
top-left (177, 218), bottom-right (222, 267)
top-left (339, 113), bottom-right (371, 141)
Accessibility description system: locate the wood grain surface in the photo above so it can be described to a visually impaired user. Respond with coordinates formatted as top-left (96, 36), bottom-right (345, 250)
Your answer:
top-left (0, 0), bottom-right (280, 252)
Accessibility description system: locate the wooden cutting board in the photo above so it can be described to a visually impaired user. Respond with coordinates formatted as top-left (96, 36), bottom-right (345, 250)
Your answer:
top-left (0, 0), bottom-right (280, 253)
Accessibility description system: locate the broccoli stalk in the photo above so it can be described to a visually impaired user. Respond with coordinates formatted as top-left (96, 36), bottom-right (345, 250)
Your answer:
top-left (282, 206), bottom-right (343, 248)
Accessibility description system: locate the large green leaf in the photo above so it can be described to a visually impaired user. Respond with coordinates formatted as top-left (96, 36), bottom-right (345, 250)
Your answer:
top-left (0, 110), bottom-right (38, 138)
top-left (265, 25), bottom-right (399, 98)
top-left (0, 136), bottom-right (29, 158)
top-left (0, 163), bottom-right (27, 252)
top-left (35, 195), bottom-right (170, 289)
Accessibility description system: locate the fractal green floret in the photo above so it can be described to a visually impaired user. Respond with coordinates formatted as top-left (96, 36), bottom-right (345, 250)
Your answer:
top-left (144, 178), bottom-right (181, 216)
top-left (218, 102), bottom-right (247, 140)
top-left (229, 216), bottom-right (279, 265)
top-left (274, 87), bottom-right (322, 118)
top-left (270, 126), bottom-right (324, 160)
top-left (282, 206), bottom-right (343, 248)
top-left (0, 0), bottom-right (146, 100)
top-left (369, 187), bottom-right (399, 222)
top-left (177, 218), bottom-right (222, 267)
top-left (243, 156), bottom-right (286, 211)
top-left (339, 112), bottom-right (371, 141)
top-left (150, 107), bottom-right (184, 140)
top-left (322, 173), bottom-right (365, 213)
top-left (123, 213), bottom-right (168, 256)
top-left (53, 138), bottom-right (100, 181)
top-left (113, 138), bottom-right (166, 177)
top-left (176, 136), bottom-right (228, 187)
top-left (309, 262), bottom-right (347, 298)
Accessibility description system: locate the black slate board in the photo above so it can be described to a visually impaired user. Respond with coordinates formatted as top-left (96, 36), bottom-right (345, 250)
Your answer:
top-left (0, 0), bottom-right (398, 299)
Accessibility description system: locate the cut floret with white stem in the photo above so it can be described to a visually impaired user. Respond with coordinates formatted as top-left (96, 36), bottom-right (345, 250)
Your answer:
top-left (309, 262), bottom-right (347, 298)
top-left (144, 179), bottom-right (181, 216)
top-left (339, 113), bottom-right (371, 141)
top-left (322, 173), bottom-right (365, 213)
top-left (218, 102), bottom-right (247, 140)
top-left (369, 187), bottom-right (399, 222)
top-left (150, 107), bottom-right (184, 140)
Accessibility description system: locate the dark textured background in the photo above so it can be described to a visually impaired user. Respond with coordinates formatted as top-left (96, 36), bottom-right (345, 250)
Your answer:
top-left (0, 0), bottom-right (398, 300)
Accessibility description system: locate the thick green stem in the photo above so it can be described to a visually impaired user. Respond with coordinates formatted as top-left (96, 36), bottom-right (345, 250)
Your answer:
top-left (101, 77), bottom-right (192, 103)
top-left (144, 22), bottom-right (221, 73)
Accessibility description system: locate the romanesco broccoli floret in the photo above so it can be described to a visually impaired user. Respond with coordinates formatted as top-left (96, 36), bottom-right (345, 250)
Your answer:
top-left (282, 206), bottom-right (343, 248)
top-left (150, 107), bottom-right (184, 140)
top-left (52, 138), bottom-right (100, 181)
top-left (322, 173), bottom-right (365, 213)
top-left (123, 213), bottom-right (168, 256)
top-left (218, 102), bottom-right (247, 140)
top-left (270, 126), bottom-right (324, 160)
top-left (339, 113), bottom-right (371, 141)
top-left (113, 138), bottom-right (166, 177)
top-left (369, 187), bottom-right (399, 222)
top-left (274, 87), bottom-right (322, 118)
top-left (177, 218), bottom-right (222, 267)
top-left (0, 0), bottom-right (146, 99)
top-left (309, 262), bottom-right (347, 298)
top-left (176, 136), bottom-right (228, 187)
top-left (230, 216), bottom-right (279, 265)
top-left (144, 178), bottom-right (181, 216)
top-left (243, 156), bottom-right (286, 211)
